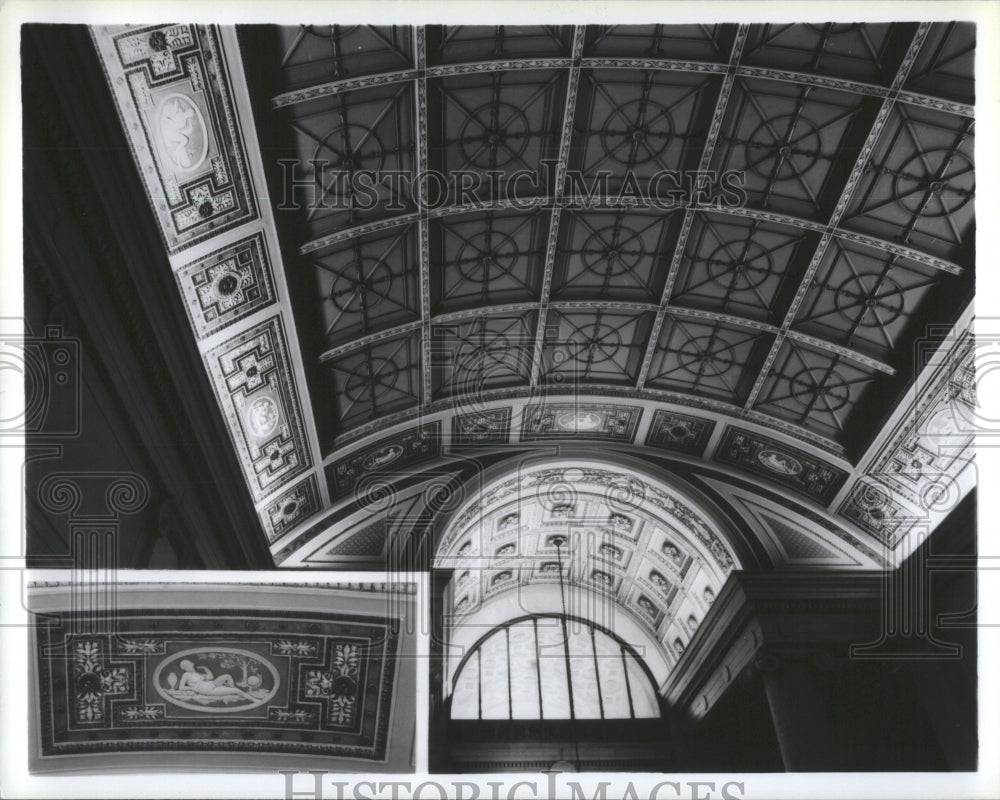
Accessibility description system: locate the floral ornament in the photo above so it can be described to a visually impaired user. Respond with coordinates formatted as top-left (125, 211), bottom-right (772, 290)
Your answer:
top-left (274, 640), bottom-right (317, 656)
top-left (121, 706), bottom-right (163, 721)
top-left (120, 639), bottom-right (162, 654)
top-left (73, 639), bottom-right (130, 723)
top-left (303, 643), bottom-right (361, 726)
top-left (271, 708), bottom-right (314, 723)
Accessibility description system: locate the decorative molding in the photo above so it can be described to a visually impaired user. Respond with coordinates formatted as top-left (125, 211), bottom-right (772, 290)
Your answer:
top-left (714, 427), bottom-right (849, 505)
top-left (204, 315), bottom-right (311, 502)
top-left (327, 421), bottom-right (442, 497)
top-left (520, 403), bottom-right (643, 443)
top-left (451, 407), bottom-right (512, 448)
top-left (645, 410), bottom-right (716, 457)
top-left (174, 232), bottom-right (276, 339)
top-left (91, 25), bottom-right (257, 253)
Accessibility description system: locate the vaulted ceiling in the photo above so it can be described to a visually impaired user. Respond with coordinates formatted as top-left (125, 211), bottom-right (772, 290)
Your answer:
top-left (87, 22), bottom-right (976, 567)
top-left (241, 22), bottom-right (973, 453)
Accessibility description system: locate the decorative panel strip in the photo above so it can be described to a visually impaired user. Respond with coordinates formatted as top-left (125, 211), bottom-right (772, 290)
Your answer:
top-left (91, 25), bottom-right (257, 252)
top-left (714, 426), bottom-right (848, 505)
top-left (204, 316), bottom-right (312, 501)
top-left (174, 232), bottom-right (277, 339)
top-left (645, 410), bottom-right (716, 457)
top-left (327, 422), bottom-right (443, 498)
top-left (520, 403), bottom-right (642, 442)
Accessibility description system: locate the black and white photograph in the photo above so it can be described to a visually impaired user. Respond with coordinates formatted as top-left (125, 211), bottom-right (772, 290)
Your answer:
top-left (0, 2), bottom-right (996, 798)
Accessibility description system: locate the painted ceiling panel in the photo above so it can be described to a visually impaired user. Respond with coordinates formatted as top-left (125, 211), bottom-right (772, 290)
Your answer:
top-left (29, 583), bottom-right (416, 771)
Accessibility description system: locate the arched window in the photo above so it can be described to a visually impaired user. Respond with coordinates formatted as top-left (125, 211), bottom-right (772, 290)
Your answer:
top-left (450, 615), bottom-right (660, 720)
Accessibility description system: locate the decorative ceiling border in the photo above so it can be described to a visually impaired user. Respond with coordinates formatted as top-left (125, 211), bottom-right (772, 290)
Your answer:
top-left (91, 24), bottom-right (331, 552)
top-left (824, 302), bottom-right (976, 562)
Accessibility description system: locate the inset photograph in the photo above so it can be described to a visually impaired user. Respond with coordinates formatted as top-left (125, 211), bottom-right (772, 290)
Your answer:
top-left (28, 578), bottom-right (417, 773)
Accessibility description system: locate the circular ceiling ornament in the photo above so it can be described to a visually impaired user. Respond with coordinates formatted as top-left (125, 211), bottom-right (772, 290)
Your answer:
top-left (314, 123), bottom-right (386, 175)
top-left (600, 99), bottom-right (675, 165)
top-left (329, 259), bottom-right (394, 313)
top-left (745, 115), bottom-right (823, 181)
top-left (568, 323), bottom-right (622, 364)
top-left (893, 149), bottom-right (975, 218)
top-left (580, 225), bottom-right (646, 277)
top-left (833, 273), bottom-right (905, 328)
top-left (788, 366), bottom-right (851, 412)
top-left (344, 357), bottom-right (399, 402)
top-left (705, 240), bottom-right (774, 292)
top-left (677, 335), bottom-right (736, 378)
top-left (454, 231), bottom-right (520, 283)
top-left (459, 102), bottom-right (531, 169)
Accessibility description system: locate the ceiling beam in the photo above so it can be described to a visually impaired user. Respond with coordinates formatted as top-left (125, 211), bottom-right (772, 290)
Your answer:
top-left (636, 25), bottom-right (750, 391)
top-left (317, 300), bottom-right (895, 375)
top-left (299, 198), bottom-right (963, 276)
top-left (530, 26), bottom-right (586, 386)
top-left (413, 27), bottom-right (433, 407)
top-left (272, 55), bottom-right (973, 120)
top-left (742, 23), bottom-right (932, 411)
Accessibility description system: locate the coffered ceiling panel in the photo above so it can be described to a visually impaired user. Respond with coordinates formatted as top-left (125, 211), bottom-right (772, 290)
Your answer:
top-left (670, 212), bottom-right (813, 323)
top-left (553, 209), bottom-right (680, 303)
top-left (647, 314), bottom-right (772, 403)
top-left (431, 209), bottom-right (547, 312)
top-left (740, 23), bottom-right (901, 84)
top-left (571, 69), bottom-right (718, 191)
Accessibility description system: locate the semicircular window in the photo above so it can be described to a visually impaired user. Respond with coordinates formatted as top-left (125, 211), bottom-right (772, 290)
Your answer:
top-left (450, 615), bottom-right (660, 720)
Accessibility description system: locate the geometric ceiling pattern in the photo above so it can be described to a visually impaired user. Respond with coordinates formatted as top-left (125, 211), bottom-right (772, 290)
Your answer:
top-left (247, 21), bottom-right (973, 456)
top-left (89, 23), bottom-right (975, 564)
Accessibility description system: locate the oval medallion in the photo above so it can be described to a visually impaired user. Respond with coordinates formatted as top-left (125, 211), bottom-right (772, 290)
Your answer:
top-left (757, 449), bottom-right (803, 476)
top-left (155, 93), bottom-right (209, 172)
top-left (153, 647), bottom-right (280, 713)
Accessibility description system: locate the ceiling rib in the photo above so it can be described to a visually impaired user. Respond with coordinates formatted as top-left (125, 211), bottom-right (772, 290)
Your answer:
top-left (636, 25), bottom-right (750, 391)
top-left (530, 26), bottom-right (586, 386)
top-left (317, 300), bottom-right (894, 375)
top-left (271, 55), bottom-right (973, 120)
top-left (414, 27), bottom-right (433, 407)
top-left (742, 23), bottom-right (932, 410)
top-left (324, 379), bottom-right (845, 458)
top-left (298, 197), bottom-right (963, 276)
